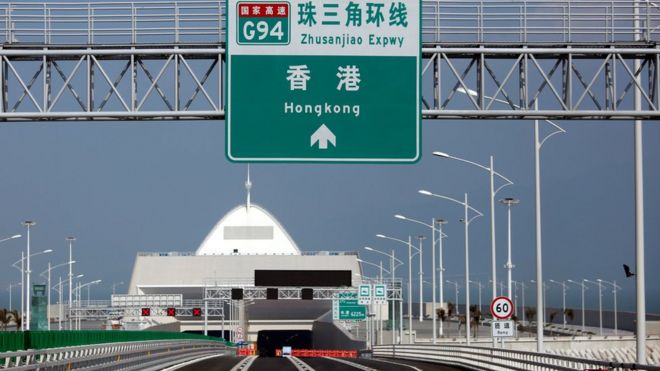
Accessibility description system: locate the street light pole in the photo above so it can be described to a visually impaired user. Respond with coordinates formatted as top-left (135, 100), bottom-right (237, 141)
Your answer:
top-left (598, 279), bottom-right (621, 335)
top-left (66, 236), bottom-right (76, 330)
top-left (416, 235), bottom-right (425, 322)
top-left (501, 198), bottom-right (519, 300)
top-left (20, 251), bottom-right (24, 331)
top-left (437, 219), bottom-right (447, 338)
top-left (407, 236), bottom-right (412, 343)
top-left (446, 280), bottom-right (459, 316)
top-left (633, 0), bottom-right (646, 362)
top-left (112, 282), bottom-right (124, 295)
top-left (549, 280), bottom-right (567, 326)
top-left (568, 280), bottom-right (586, 333)
top-left (432, 152), bottom-right (513, 312)
top-left (22, 221), bottom-right (35, 330)
top-left (584, 279), bottom-right (603, 335)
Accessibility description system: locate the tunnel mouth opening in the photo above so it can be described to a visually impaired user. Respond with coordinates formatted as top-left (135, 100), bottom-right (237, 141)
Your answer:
top-left (257, 330), bottom-right (312, 357)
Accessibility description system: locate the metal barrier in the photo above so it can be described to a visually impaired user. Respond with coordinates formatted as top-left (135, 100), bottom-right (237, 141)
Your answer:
top-left (0, 0), bottom-right (658, 45)
top-left (0, 339), bottom-right (227, 370)
top-left (372, 344), bottom-right (660, 371)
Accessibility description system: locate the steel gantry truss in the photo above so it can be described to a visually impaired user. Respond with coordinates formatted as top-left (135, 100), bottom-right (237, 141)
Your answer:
top-left (68, 286), bottom-right (402, 321)
top-left (0, 0), bottom-right (658, 121)
top-left (203, 286), bottom-right (403, 301)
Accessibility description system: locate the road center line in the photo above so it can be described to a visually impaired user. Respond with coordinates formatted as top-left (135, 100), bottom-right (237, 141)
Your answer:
top-left (288, 356), bottom-right (316, 371)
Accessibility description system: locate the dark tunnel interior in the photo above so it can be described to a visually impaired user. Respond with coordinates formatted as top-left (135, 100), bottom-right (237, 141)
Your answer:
top-left (257, 330), bottom-right (313, 356)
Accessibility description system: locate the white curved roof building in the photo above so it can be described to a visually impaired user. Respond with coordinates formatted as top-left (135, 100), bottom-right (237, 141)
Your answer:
top-left (126, 172), bottom-right (362, 298)
top-left (196, 203), bottom-right (301, 256)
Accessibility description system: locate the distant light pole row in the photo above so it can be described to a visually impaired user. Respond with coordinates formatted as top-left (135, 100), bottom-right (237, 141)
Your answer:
top-left (364, 246), bottom-right (403, 345)
top-left (376, 233), bottom-right (414, 345)
top-left (419, 190), bottom-right (483, 345)
top-left (394, 214), bottom-right (448, 343)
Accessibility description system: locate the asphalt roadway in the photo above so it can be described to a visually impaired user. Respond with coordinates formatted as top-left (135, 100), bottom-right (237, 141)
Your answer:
top-left (176, 355), bottom-right (468, 370)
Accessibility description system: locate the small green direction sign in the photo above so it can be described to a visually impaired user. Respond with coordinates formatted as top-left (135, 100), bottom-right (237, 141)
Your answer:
top-left (374, 284), bottom-right (387, 304)
top-left (358, 284), bottom-right (371, 305)
top-left (333, 292), bottom-right (367, 320)
top-left (227, 0), bottom-right (420, 162)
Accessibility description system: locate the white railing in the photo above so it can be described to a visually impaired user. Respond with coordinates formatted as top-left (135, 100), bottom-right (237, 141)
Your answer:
top-left (0, 339), bottom-right (227, 370)
top-left (373, 344), bottom-right (660, 371)
top-left (0, 0), bottom-right (658, 45)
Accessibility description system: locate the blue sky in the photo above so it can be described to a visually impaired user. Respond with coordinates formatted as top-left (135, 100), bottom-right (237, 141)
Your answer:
top-left (0, 117), bottom-right (657, 314)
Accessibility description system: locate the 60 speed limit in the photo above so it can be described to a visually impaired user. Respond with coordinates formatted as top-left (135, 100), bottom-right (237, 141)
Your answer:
top-left (490, 296), bottom-right (514, 320)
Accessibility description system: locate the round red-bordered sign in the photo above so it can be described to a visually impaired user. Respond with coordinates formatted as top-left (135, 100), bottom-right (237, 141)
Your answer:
top-left (490, 296), bottom-right (514, 320)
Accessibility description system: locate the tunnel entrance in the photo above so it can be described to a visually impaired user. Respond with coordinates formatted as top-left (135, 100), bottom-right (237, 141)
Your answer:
top-left (257, 330), bottom-right (312, 357)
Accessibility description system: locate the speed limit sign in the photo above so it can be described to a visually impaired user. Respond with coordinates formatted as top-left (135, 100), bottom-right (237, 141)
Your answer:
top-left (490, 296), bottom-right (514, 320)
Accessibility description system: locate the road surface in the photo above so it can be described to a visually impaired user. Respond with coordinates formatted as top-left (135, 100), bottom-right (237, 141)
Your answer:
top-left (176, 355), bottom-right (468, 370)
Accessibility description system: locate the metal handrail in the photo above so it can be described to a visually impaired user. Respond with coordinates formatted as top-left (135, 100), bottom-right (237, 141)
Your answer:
top-left (0, 339), bottom-right (227, 370)
top-left (0, 0), bottom-right (658, 45)
top-left (373, 344), bottom-right (660, 371)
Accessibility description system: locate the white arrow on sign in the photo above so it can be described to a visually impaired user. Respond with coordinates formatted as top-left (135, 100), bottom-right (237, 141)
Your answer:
top-left (310, 124), bottom-right (336, 149)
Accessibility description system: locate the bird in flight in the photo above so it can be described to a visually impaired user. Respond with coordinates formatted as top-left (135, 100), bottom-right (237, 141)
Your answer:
top-left (623, 264), bottom-right (635, 278)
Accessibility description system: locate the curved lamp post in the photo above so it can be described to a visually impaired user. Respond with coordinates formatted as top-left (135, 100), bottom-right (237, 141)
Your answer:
top-left (40, 261), bottom-right (76, 330)
top-left (52, 274), bottom-right (84, 330)
top-left (432, 151), bottom-right (513, 310)
top-left (598, 279), bottom-right (621, 335)
top-left (549, 280), bottom-right (568, 326)
top-left (22, 221), bottom-right (36, 330)
top-left (66, 236), bottom-right (76, 330)
top-left (419, 190), bottom-right (483, 345)
top-left (567, 279), bottom-right (588, 333)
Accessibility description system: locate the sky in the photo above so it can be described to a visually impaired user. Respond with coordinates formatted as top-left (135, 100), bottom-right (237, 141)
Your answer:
top-left (0, 116), bottom-right (657, 314)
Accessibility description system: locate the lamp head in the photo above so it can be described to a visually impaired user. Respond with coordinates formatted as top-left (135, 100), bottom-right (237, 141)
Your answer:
top-left (11, 234), bottom-right (21, 239)
top-left (394, 214), bottom-right (406, 220)
top-left (432, 151), bottom-right (450, 158)
top-left (364, 246), bottom-right (374, 251)
top-left (418, 190), bottom-right (432, 196)
top-left (435, 219), bottom-right (447, 224)
top-left (500, 197), bottom-right (520, 205)
top-left (22, 221), bottom-right (36, 227)
top-left (43, 249), bottom-right (53, 253)
top-left (66, 236), bottom-right (76, 242)
top-left (376, 234), bottom-right (386, 239)
top-left (456, 87), bottom-right (478, 96)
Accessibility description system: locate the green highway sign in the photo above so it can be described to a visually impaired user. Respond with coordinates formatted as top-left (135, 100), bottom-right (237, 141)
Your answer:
top-left (374, 284), bottom-right (387, 304)
top-left (227, 0), bottom-right (420, 162)
top-left (333, 292), bottom-right (367, 320)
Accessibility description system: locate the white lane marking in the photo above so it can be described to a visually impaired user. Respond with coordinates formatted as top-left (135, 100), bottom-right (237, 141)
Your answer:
top-left (160, 353), bottom-right (224, 371)
top-left (230, 355), bottom-right (257, 371)
top-left (287, 356), bottom-right (316, 371)
top-left (370, 358), bottom-right (424, 371)
top-left (323, 357), bottom-right (378, 371)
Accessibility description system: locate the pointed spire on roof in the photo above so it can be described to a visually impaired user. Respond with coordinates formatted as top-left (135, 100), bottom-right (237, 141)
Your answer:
top-left (245, 164), bottom-right (252, 210)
